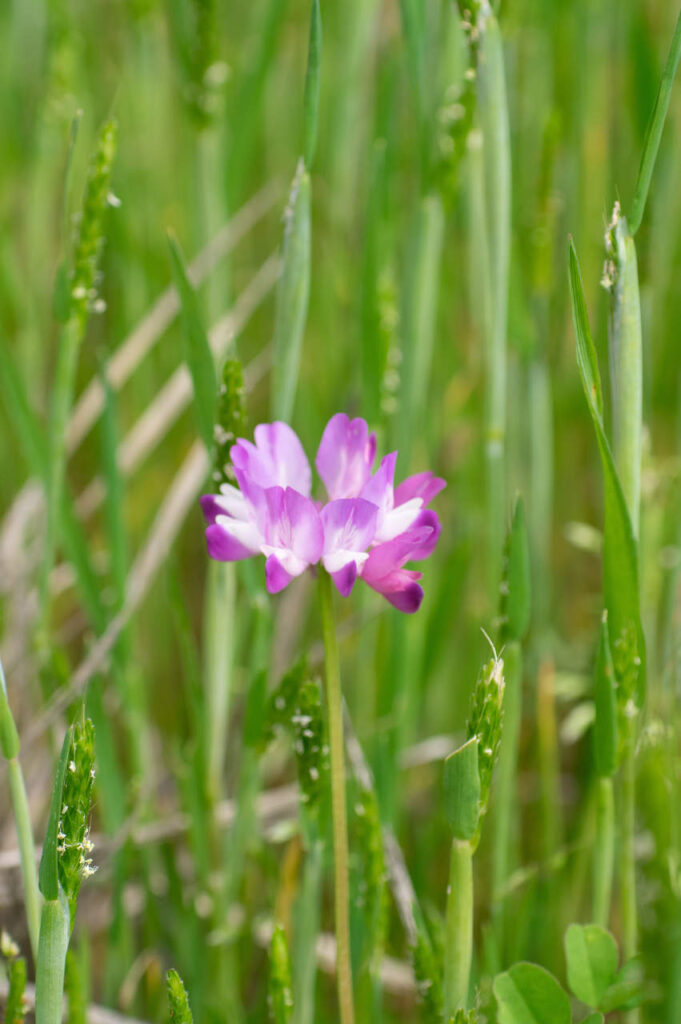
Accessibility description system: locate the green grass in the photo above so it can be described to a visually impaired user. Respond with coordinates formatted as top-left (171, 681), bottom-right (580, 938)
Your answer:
top-left (1, 0), bottom-right (681, 1022)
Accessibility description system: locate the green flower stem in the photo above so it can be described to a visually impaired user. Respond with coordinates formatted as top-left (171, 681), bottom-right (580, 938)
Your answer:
top-left (35, 890), bottom-right (71, 1024)
top-left (593, 775), bottom-right (615, 928)
top-left (444, 838), bottom-right (473, 1017)
top-left (318, 569), bottom-right (354, 1024)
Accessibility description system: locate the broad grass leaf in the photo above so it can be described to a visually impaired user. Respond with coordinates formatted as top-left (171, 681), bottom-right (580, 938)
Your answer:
top-left (568, 241), bottom-right (645, 706)
top-left (565, 923), bottom-right (618, 1007)
top-left (493, 962), bottom-right (571, 1024)
top-left (167, 231), bottom-right (217, 453)
top-left (443, 738), bottom-right (480, 841)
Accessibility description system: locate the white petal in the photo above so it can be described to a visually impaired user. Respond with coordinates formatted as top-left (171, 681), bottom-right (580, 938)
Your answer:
top-left (215, 514), bottom-right (262, 553)
top-left (323, 550), bottom-right (369, 574)
top-left (216, 484), bottom-right (250, 520)
top-left (261, 545), bottom-right (307, 578)
top-left (375, 498), bottom-right (422, 543)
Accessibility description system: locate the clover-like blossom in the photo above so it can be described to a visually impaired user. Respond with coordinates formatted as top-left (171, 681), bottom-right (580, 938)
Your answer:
top-left (201, 413), bottom-right (444, 612)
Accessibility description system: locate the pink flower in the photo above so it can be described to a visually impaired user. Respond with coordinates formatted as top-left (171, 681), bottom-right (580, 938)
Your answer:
top-left (201, 415), bottom-right (444, 611)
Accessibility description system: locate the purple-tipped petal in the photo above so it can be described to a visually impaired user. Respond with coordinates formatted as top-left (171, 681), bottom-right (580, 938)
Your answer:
top-left (201, 495), bottom-right (223, 526)
top-left (265, 554), bottom-right (293, 594)
top-left (316, 413), bottom-right (376, 499)
top-left (363, 567), bottom-right (424, 613)
top-left (231, 422), bottom-right (311, 495)
top-left (205, 523), bottom-right (256, 562)
top-left (331, 561), bottom-right (357, 597)
top-left (394, 471), bottom-right (446, 507)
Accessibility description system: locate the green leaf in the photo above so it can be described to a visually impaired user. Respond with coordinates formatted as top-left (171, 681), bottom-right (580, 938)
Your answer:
top-left (628, 11), bottom-right (681, 234)
top-left (580, 1015), bottom-right (604, 1024)
top-left (502, 494), bottom-right (531, 642)
top-left (167, 231), bottom-right (217, 452)
top-left (599, 955), bottom-right (647, 1013)
top-left (302, 0), bottom-right (322, 168)
top-left (568, 240), bottom-right (645, 706)
top-left (565, 924), bottom-right (618, 1007)
top-left (593, 613), bottom-right (617, 777)
top-left (443, 738), bottom-right (480, 841)
top-left (493, 963), bottom-right (571, 1024)
top-left (271, 163), bottom-right (311, 422)
top-left (39, 727), bottom-right (74, 901)
top-left (167, 969), bottom-right (194, 1024)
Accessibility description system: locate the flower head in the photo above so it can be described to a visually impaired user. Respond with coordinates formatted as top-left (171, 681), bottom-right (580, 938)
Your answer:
top-left (201, 414), bottom-right (444, 612)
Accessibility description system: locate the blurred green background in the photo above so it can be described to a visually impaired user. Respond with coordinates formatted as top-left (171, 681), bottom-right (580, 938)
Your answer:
top-left (1, 0), bottom-right (680, 1021)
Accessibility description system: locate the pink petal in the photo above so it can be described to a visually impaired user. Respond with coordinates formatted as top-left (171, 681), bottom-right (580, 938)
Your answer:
top-left (263, 487), bottom-right (324, 566)
top-left (321, 498), bottom-right (379, 556)
top-left (394, 471), bottom-right (446, 507)
top-left (315, 413), bottom-right (377, 499)
top-left (360, 452), bottom-right (397, 511)
top-left (205, 523), bottom-right (257, 562)
top-left (331, 562), bottom-right (358, 597)
top-left (201, 495), bottom-right (223, 526)
top-left (265, 554), bottom-right (293, 593)
top-left (363, 567), bottom-right (424, 613)
top-left (231, 422), bottom-right (311, 495)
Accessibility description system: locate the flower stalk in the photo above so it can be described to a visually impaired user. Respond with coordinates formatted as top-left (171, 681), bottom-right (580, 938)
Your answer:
top-left (318, 568), bottom-right (354, 1024)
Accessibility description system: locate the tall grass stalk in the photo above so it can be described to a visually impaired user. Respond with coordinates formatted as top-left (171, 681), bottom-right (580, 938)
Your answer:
top-left (318, 568), bottom-right (354, 1024)
top-left (444, 838), bottom-right (473, 1015)
top-left (476, 9), bottom-right (511, 600)
top-left (0, 657), bottom-right (41, 959)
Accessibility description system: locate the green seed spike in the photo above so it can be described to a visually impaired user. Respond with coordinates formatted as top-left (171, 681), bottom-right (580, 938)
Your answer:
top-left (266, 661), bottom-right (329, 811)
top-left (268, 925), bottom-right (294, 1024)
top-left (57, 718), bottom-right (96, 928)
top-left (167, 970), bottom-right (194, 1024)
top-left (212, 358), bottom-right (248, 488)
top-left (354, 786), bottom-right (388, 973)
top-left (412, 916), bottom-right (444, 1024)
top-left (3, 955), bottom-right (27, 1024)
top-left (467, 656), bottom-right (505, 818)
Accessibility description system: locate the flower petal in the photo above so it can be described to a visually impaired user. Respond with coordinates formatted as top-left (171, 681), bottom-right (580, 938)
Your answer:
top-left (321, 498), bottom-right (378, 556)
top-left (363, 567), bottom-right (424, 613)
top-left (262, 487), bottom-right (324, 568)
top-left (394, 471), bottom-right (446, 507)
top-left (315, 413), bottom-right (376, 499)
top-left (330, 561), bottom-right (358, 598)
top-left (205, 521), bottom-right (259, 562)
top-left (231, 422), bottom-right (312, 495)
top-left (265, 554), bottom-right (294, 594)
